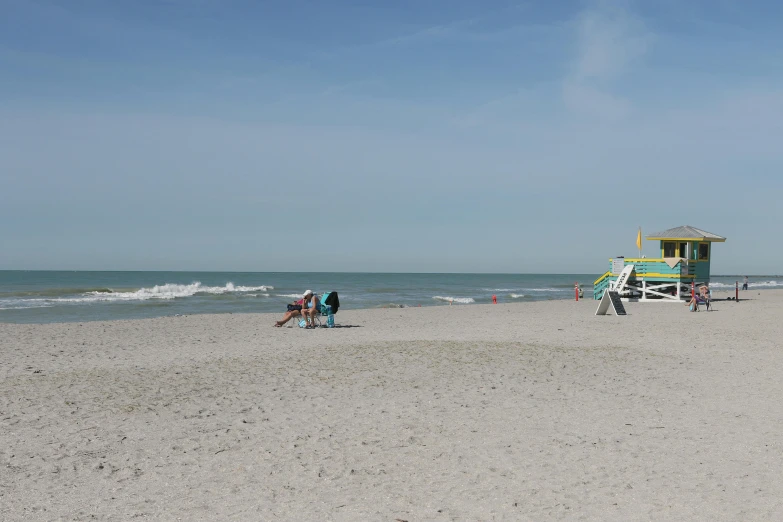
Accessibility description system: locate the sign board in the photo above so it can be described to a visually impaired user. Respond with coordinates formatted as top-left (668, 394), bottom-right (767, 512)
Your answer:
top-left (595, 290), bottom-right (627, 316)
top-left (611, 258), bottom-right (625, 275)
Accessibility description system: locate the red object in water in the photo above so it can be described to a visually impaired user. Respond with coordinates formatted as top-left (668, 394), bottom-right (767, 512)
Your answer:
top-left (492, 294), bottom-right (497, 304)
top-left (575, 283), bottom-right (579, 301)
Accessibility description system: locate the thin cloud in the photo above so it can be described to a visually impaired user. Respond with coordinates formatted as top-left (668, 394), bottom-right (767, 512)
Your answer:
top-left (452, 2), bottom-right (649, 127)
top-left (573, 2), bottom-right (651, 81)
top-left (562, 0), bottom-right (653, 118)
top-left (313, 2), bottom-right (531, 59)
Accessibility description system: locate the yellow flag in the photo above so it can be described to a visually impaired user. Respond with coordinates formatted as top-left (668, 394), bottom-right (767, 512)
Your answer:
top-left (636, 228), bottom-right (642, 251)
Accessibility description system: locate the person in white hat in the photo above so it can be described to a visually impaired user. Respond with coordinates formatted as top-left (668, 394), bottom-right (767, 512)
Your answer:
top-left (301, 290), bottom-right (322, 328)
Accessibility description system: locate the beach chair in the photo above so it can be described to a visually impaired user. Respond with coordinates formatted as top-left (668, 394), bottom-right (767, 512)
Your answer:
top-left (314, 291), bottom-right (340, 328)
top-left (692, 296), bottom-right (707, 311)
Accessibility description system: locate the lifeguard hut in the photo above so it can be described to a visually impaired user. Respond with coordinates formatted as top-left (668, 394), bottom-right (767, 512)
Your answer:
top-left (593, 225), bottom-right (726, 301)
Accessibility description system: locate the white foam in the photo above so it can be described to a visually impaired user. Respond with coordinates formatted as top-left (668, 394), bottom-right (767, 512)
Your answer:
top-left (0, 282), bottom-right (274, 309)
top-left (276, 293), bottom-right (303, 299)
top-left (711, 280), bottom-right (782, 289)
top-left (7, 282), bottom-right (273, 305)
top-left (528, 288), bottom-right (564, 292)
top-left (749, 280), bottom-right (782, 288)
top-left (88, 282), bottom-right (270, 301)
top-left (510, 293), bottom-right (528, 298)
top-left (433, 296), bottom-right (475, 304)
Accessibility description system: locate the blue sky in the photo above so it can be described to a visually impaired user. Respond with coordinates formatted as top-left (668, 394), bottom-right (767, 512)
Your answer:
top-left (1, 0), bottom-right (782, 274)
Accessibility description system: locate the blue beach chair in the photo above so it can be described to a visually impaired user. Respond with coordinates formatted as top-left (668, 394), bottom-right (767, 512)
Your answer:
top-left (314, 291), bottom-right (340, 328)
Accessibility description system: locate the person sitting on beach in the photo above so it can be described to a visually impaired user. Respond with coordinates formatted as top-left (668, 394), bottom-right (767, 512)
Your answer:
top-left (301, 290), bottom-right (322, 328)
top-left (698, 284), bottom-right (711, 310)
top-left (274, 298), bottom-right (304, 327)
top-left (688, 293), bottom-right (699, 312)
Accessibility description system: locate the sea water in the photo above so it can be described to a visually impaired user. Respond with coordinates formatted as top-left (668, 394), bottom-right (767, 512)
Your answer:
top-left (0, 271), bottom-right (779, 324)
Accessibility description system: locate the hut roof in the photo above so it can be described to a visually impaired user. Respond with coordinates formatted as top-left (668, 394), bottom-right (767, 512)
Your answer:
top-left (646, 225), bottom-right (726, 242)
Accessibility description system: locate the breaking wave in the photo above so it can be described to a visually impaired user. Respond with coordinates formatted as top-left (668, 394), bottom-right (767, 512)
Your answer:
top-left (433, 296), bottom-right (475, 304)
top-left (710, 280), bottom-right (782, 289)
top-left (0, 282), bottom-right (274, 307)
top-left (77, 282), bottom-right (273, 302)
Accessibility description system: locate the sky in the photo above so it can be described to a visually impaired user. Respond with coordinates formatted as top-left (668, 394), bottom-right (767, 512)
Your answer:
top-left (1, 0), bottom-right (782, 274)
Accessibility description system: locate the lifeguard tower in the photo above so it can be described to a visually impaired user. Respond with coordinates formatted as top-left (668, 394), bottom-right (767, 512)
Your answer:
top-left (593, 225), bottom-right (726, 301)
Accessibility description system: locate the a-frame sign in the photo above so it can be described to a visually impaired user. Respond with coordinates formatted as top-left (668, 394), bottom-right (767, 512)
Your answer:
top-left (595, 290), bottom-right (627, 316)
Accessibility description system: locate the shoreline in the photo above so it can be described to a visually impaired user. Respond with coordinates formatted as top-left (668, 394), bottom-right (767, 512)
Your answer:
top-left (0, 283), bottom-right (772, 326)
top-left (2, 270), bottom-right (780, 325)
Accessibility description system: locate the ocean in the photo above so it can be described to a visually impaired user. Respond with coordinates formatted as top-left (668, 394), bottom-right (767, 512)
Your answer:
top-left (0, 271), bottom-right (780, 324)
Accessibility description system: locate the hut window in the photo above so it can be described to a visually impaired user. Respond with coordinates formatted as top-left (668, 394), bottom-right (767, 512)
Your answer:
top-left (663, 242), bottom-right (676, 257)
top-left (698, 243), bottom-right (709, 260)
top-left (678, 242), bottom-right (688, 258)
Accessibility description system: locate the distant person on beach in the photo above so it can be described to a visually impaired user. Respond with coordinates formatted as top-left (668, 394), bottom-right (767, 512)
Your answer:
top-left (274, 298), bottom-right (304, 327)
top-left (742, 276), bottom-right (748, 290)
top-left (301, 290), bottom-right (322, 328)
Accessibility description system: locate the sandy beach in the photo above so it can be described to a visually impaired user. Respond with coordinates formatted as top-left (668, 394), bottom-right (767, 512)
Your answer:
top-left (2, 290), bottom-right (782, 521)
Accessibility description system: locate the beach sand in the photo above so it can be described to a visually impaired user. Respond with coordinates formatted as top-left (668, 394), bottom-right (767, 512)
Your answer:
top-left (2, 289), bottom-right (782, 521)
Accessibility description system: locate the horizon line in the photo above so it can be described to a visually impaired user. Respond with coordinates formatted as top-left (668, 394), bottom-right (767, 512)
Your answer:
top-left (0, 269), bottom-right (777, 277)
